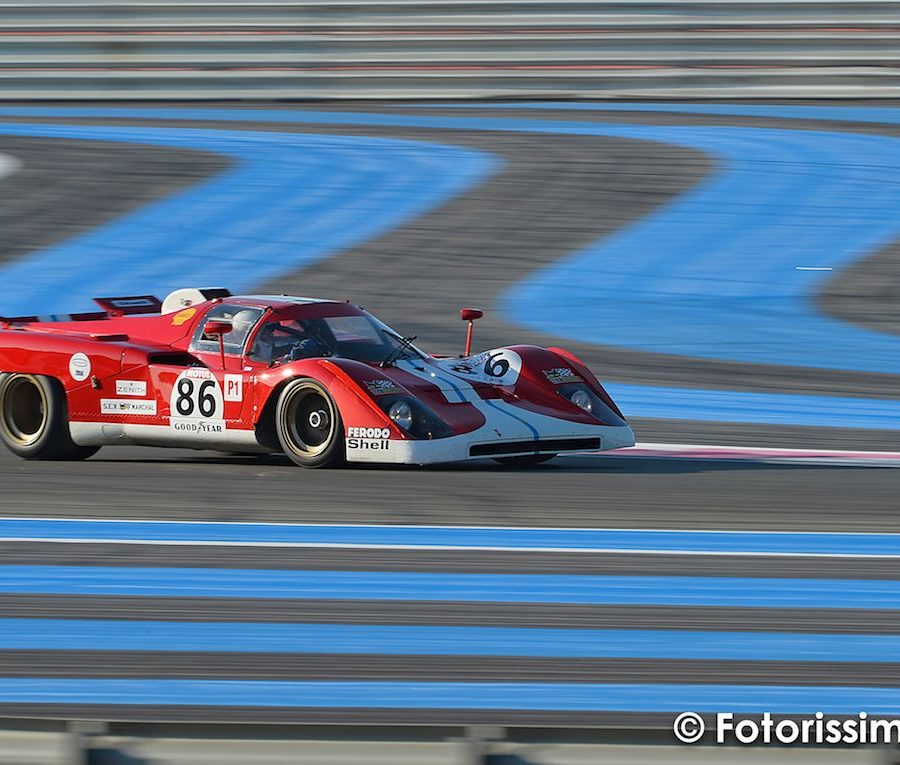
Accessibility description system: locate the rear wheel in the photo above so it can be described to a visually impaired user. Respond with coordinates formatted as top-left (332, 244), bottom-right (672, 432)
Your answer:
top-left (493, 453), bottom-right (557, 467)
top-left (0, 373), bottom-right (99, 460)
top-left (275, 378), bottom-right (344, 468)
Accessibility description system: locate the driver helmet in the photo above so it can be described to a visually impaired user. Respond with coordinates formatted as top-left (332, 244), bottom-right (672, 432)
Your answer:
top-left (224, 309), bottom-right (259, 347)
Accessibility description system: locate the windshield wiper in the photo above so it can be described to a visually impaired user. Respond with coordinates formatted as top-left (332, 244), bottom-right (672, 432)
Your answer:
top-left (380, 334), bottom-right (417, 368)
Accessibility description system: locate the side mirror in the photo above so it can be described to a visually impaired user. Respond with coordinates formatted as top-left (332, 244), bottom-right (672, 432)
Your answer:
top-left (203, 320), bottom-right (232, 338)
top-left (203, 320), bottom-right (232, 369)
top-left (460, 308), bottom-right (483, 357)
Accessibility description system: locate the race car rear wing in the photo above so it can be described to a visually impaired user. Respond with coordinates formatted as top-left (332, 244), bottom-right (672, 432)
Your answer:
top-left (0, 311), bottom-right (108, 327)
top-left (92, 295), bottom-right (163, 315)
top-left (0, 295), bottom-right (162, 328)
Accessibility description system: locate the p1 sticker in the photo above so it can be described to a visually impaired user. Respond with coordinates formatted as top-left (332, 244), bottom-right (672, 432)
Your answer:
top-left (224, 374), bottom-right (243, 403)
top-left (68, 353), bottom-right (91, 382)
top-left (169, 370), bottom-right (225, 435)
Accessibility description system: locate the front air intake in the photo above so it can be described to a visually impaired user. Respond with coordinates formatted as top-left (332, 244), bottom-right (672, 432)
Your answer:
top-left (470, 438), bottom-right (601, 457)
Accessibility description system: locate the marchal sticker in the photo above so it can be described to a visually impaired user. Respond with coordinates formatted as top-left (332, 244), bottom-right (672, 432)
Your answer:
top-left (169, 370), bottom-right (226, 436)
top-left (101, 399), bottom-right (157, 416)
top-left (115, 380), bottom-right (147, 397)
top-left (68, 353), bottom-right (91, 382)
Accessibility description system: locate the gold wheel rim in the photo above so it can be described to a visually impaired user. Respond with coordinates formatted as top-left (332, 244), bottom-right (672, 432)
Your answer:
top-left (0, 375), bottom-right (48, 447)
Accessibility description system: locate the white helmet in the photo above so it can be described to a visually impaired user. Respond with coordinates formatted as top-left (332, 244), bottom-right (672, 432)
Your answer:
top-left (224, 309), bottom-right (259, 345)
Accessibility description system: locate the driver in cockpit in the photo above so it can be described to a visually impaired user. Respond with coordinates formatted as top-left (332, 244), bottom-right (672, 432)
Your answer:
top-left (250, 319), bottom-right (326, 364)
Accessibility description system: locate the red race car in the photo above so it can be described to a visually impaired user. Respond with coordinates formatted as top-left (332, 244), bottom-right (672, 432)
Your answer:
top-left (0, 289), bottom-right (634, 468)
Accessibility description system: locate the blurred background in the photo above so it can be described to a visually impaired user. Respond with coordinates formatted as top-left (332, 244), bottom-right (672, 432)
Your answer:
top-left (0, 1), bottom-right (899, 763)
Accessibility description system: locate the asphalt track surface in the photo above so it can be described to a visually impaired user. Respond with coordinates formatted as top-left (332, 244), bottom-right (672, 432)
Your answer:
top-left (0, 103), bottom-right (899, 727)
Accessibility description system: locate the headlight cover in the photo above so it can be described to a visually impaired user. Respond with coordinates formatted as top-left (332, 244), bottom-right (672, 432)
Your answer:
top-left (569, 389), bottom-right (593, 413)
top-left (388, 400), bottom-right (414, 430)
top-left (557, 383), bottom-right (627, 427)
top-left (377, 395), bottom-right (454, 439)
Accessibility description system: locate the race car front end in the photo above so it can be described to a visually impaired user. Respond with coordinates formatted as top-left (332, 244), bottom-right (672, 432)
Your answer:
top-left (335, 345), bottom-right (635, 465)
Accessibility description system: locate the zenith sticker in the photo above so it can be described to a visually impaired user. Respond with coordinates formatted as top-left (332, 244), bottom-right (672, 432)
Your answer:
top-left (171, 307), bottom-right (197, 327)
top-left (115, 380), bottom-right (147, 397)
top-left (224, 374), bottom-right (243, 403)
top-left (68, 353), bottom-right (91, 382)
top-left (346, 427), bottom-right (393, 452)
top-left (543, 367), bottom-right (582, 385)
top-left (101, 399), bottom-right (157, 416)
top-left (364, 379), bottom-right (404, 396)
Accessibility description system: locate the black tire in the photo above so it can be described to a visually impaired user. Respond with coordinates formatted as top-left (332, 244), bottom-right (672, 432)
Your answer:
top-left (0, 373), bottom-right (99, 461)
top-left (275, 378), bottom-right (344, 468)
top-left (493, 453), bottom-right (557, 467)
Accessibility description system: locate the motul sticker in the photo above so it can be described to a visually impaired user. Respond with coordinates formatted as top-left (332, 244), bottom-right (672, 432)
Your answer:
top-left (68, 353), bottom-right (91, 382)
top-left (115, 380), bottom-right (147, 397)
top-left (543, 367), bottom-right (582, 385)
top-left (101, 399), bottom-right (157, 415)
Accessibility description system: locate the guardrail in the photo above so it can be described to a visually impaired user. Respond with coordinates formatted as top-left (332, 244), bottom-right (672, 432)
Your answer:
top-left (3, 717), bottom-right (896, 765)
top-left (1, 0), bottom-right (899, 99)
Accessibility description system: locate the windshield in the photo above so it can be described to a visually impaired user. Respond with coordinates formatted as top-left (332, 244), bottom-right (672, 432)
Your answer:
top-left (249, 313), bottom-right (421, 365)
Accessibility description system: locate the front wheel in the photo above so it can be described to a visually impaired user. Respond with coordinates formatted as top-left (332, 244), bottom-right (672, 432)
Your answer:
top-left (0, 373), bottom-right (99, 460)
top-left (275, 378), bottom-right (344, 468)
top-left (493, 454), bottom-right (557, 467)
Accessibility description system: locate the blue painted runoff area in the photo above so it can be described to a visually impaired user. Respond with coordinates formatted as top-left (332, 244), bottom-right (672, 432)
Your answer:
top-left (1, 109), bottom-right (899, 374)
top-left (4, 619), bottom-right (900, 662)
top-left (6, 518), bottom-right (900, 556)
top-left (0, 122), bottom-right (496, 315)
top-left (0, 678), bottom-right (899, 713)
top-left (605, 383), bottom-right (900, 430)
top-left (422, 101), bottom-right (900, 126)
top-left (1, 567), bottom-right (899, 609)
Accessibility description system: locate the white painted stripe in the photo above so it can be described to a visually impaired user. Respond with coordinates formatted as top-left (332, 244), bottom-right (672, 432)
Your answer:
top-left (0, 153), bottom-right (21, 181)
top-left (3, 517), bottom-right (900, 558)
top-left (589, 442), bottom-right (900, 468)
top-left (2, 537), bottom-right (900, 559)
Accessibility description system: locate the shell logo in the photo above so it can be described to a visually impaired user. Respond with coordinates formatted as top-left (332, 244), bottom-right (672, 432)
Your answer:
top-left (171, 307), bottom-right (197, 327)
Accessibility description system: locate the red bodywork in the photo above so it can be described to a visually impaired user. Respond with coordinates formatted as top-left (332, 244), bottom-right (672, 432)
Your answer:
top-left (0, 294), bottom-right (632, 461)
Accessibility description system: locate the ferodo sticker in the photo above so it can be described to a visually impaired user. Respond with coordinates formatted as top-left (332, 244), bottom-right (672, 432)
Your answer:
top-left (171, 307), bottom-right (197, 327)
top-left (441, 348), bottom-right (522, 387)
top-left (543, 367), bottom-right (582, 385)
top-left (346, 426), bottom-right (393, 452)
top-left (169, 369), bottom-right (225, 435)
top-left (68, 353), bottom-right (91, 382)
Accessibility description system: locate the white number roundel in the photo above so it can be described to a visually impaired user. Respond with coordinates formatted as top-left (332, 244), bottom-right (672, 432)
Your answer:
top-left (170, 370), bottom-right (223, 425)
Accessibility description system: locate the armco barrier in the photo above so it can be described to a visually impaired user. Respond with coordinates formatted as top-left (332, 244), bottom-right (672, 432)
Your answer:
top-left (0, 0), bottom-right (899, 99)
